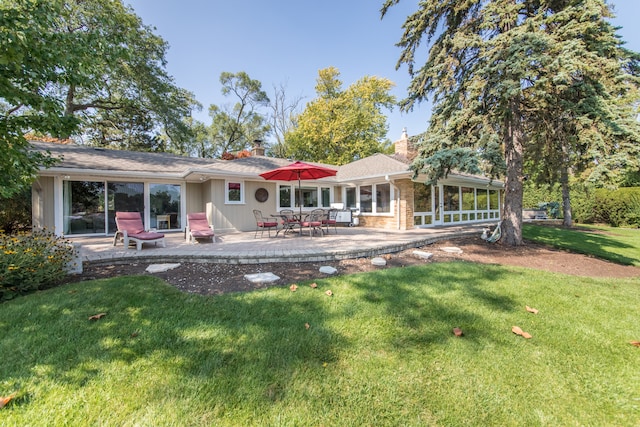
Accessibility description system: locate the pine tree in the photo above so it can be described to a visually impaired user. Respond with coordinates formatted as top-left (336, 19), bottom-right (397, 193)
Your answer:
top-left (383, 0), bottom-right (640, 244)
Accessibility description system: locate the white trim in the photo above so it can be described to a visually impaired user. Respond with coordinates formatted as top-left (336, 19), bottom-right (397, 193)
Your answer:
top-left (54, 176), bottom-right (64, 235)
top-left (225, 179), bottom-right (245, 204)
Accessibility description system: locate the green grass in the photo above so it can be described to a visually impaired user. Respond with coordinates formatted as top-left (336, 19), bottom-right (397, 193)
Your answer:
top-left (523, 223), bottom-right (640, 266)
top-left (1, 262), bottom-right (639, 426)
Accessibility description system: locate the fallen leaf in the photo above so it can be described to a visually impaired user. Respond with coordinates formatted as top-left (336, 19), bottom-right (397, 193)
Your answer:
top-left (309, 283), bottom-right (318, 288)
top-left (289, 284), bottom-right (298, 292)
top-left (512, 326), bottom-right (532, 339)
top-left (525, 306), bottom-right (539, 314)
top-left (88, 312), bottom-right (107, 321)
top-left (453, 327), bottom-right (463, 337)
top-left (325, 290), bottom-right (333, 297)
top-left (630, 341), bottom-right (640, 347)
top-left (0, 394), bottom-right (15, 409)
top-left (305, 323), bottom-right (310, 330)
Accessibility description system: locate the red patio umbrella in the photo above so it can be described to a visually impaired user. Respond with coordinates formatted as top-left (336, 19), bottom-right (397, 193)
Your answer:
top-left (259, 161), bottom-right (337, 218)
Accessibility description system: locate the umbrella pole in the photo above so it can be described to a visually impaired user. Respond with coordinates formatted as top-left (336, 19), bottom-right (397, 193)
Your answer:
top-left (298, 174), bottom-right (303, 235)
top-left (298, 174), bottom-right (302, 220)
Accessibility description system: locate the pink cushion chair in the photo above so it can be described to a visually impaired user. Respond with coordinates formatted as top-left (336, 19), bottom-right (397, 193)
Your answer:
top-left (185, 212), bottom-right (215, 243)
top-left (300, 209), bottom-right (324, 237)
top-left (253, 209), bottom-right (279, 238)
top-left (322, 208), bottom-right (338, 234)
top-left (113, 211), bottom-right (165, 251)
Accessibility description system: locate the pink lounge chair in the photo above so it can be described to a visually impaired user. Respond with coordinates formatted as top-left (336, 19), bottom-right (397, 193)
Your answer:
top-left (113, 211), bottom-right (165, 251)
top-left (185, 212), bottom-right (215, 243)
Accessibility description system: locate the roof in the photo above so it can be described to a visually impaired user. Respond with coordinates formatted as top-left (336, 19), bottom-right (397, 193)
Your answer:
top-left (31, 141), bottom-right (502, 188)
top-left (337, 153), bottom-right (411, 181)
top-left (32, 141), bottom-right (218, 176)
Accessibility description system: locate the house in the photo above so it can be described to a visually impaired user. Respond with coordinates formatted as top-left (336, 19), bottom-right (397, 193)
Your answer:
top-left (31, 130), bottom-right (503, 236)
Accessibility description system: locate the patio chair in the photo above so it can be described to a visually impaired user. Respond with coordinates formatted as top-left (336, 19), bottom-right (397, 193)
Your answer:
top-left (253, 209), bottom-right (279, 238)
top-left (279, 209), bottom-right (301, 236)
top-left (300, 209), bottom-right (324, 237)
top-left (185, 212), bottom-right (215, 243)
top-left (113, 211), bottom-right (165, 251)
top-left (322, 208), bottom-right (338, 234)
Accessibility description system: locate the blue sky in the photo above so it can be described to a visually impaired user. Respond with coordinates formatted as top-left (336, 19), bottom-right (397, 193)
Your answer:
top-left (126, 0), bottom-right (640, 144)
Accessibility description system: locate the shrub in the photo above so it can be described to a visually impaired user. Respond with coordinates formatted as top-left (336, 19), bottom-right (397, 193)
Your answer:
top-left (571, 184), bottom-right (597, 224)
top-left (0, 229), bottom-right (77, 301)
top-left (592, 187), bottom-right (640, 227)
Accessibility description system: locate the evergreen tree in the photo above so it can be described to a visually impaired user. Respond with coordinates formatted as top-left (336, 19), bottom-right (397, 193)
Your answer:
top-left (383, 0), bottom-right (640, 244)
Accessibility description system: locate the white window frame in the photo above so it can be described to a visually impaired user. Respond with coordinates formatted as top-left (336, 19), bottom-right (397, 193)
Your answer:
top-left (225, 180), bottom-right (245, 204)
top-left (355, 183), bottom-right (394, 215)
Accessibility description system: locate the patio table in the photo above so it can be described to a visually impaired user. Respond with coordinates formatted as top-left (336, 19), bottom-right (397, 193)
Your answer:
top-left (272, 213), bottom-right (302, 237)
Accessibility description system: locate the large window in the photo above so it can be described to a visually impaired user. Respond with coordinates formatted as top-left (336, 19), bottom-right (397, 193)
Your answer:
top-left (63, 179), bottom-right (183, 236)
top-left (297, 186), bottom-right (318, 208)
top-left (376, 183), bottom-right (391, 213)
top-left (279, 184), bottom-right (330, 210)
top-left (345, 187), bottom-right (356, 209)
top-left (225, 180), bottom-right (244, 204)
top-left (461, 187), bottom-right (475, 210)
top-left (477, 189), bottom-right (488, 210)
top-left (443, 185), bottom-right (460, 211)
top-left (321, 187), bottom-right (331, 208)
top-left (63, 181), bottom-right (106, 235)
top-left (150, 184), bottom-right (181, 230)
top-left (489, 190), bottom-right (500, 210)
top-left (107, 182), bottom-right (144, 233)
top-left (414, 184), bottom-right (432, 212)
top-left (279, 186), bottom-right (292, 209)
top-left (359, 185), bottom-right (372, 213)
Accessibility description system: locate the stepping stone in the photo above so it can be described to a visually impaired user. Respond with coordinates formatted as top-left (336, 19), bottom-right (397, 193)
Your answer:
top-left (412, 250), bottom-right (433, 260)
top-left (146, 263), bottom-right (181, 273)
top-left (319, 266), bottom-right (338, 275)
top-left (440, 247), bottom-right (463, 254)
top-left (371, 257), bottom-right (387, 266)
top-left (244, 272), bottom-right (280, 284)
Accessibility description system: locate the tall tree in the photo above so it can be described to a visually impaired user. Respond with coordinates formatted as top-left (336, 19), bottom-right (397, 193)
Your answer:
top-left (54, 0), bottom-right (198, 151)
top-left (523, 2), bottom-right (640, 227)
top-left (383, 0), bottom-right (639, 244)
top-left (268, 82), bottom-right (304, 158)
top-left (1, 0), bottom-right (75, 197)
top-left (1, 0), bottom-right (198, 197)
top-left (285, 67), bottom-right (396, 165)
top-left (207, 71), bottom-right (271, 158)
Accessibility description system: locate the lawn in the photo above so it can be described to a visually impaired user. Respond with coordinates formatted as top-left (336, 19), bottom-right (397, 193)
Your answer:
top-left (523, 223), bottom-right (640, 266)
top-left (1, 227), bottom-right (639, 426)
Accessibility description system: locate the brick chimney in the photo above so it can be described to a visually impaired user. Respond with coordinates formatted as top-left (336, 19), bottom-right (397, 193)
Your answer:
top-left (394, 128), bottom-right (417, 160)
top-left (251, 139), bottom-right (265, 157)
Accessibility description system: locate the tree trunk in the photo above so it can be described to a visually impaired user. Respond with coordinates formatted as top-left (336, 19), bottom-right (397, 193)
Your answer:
top-left (559, 139), bottom-right (573, 227)
top-left (560, 166), bottom-right (573, 227)
top-left (501, 102), bottom-right (524, 246)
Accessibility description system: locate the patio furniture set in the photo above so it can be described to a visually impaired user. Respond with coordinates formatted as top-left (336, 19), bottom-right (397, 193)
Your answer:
top-left (253, 209), bottom-right (338, 239)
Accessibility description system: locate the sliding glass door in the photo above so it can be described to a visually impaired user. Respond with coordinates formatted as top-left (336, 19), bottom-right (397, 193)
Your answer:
top-left (150, 184), bottom-right (181, 230)
top-left (63, 180), bottom-right (183, 236)
top-left (63, 181), bottom-right (106, 235)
